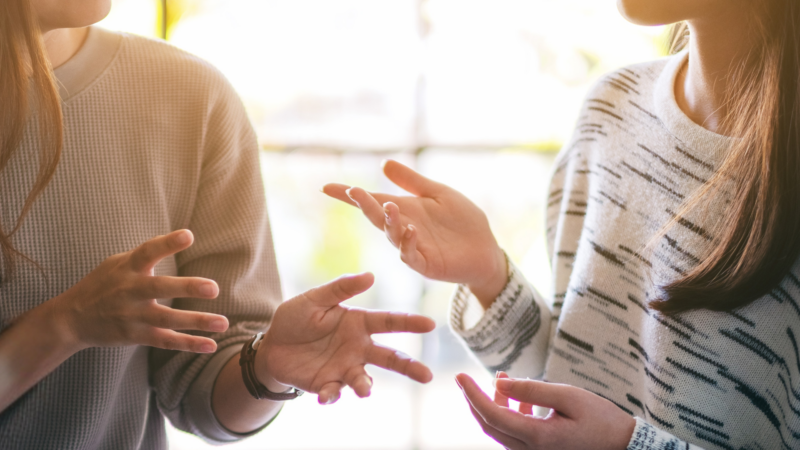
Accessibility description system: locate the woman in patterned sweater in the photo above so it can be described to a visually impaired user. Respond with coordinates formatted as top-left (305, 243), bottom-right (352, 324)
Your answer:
top-left (325, 0), bottom-right (800, 449)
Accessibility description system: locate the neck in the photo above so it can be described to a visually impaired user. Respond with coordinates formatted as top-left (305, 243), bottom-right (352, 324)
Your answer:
top-left (676, 11), bottom-right (759, 135)
top-left (41, 27), bottom-right (89, 70)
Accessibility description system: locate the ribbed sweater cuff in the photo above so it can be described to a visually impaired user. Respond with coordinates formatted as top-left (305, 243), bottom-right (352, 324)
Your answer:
top-left (627, 417), bottom-right (703, 450)
top-left (181, 343), bottom-right (280, 444)
top-left (449, 258), bottom-right (550, 377)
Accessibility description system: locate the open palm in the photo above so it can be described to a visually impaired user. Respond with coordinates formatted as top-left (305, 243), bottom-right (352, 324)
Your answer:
top-left (260, 272), bottom-right (435, 404)
top-left (323, 160), bottom-right (507, 303)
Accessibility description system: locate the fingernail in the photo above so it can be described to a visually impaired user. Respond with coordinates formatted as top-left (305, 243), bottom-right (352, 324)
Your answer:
top-left (454, 375), bottom-right (462, 387)
top-left (495, 378), bottom-right (512, 392)
top-left (384, 210), bottom-right (392, 225)
top-left (199, 283), bottom-right (217, 297)
top-left (201, 343), bottom-right (215, 353)
top-left (210, 318), bottom-right (227, 332)
top-left (346, 187), bottom-right (355, 198)
top-left (495, 370), bottom-right (501, 378)
top-left (175, 231), bottom-right (191, 245)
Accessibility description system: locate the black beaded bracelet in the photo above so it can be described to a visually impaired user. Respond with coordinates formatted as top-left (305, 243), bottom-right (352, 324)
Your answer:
top-left (239, 332), bottom-right (304, 401)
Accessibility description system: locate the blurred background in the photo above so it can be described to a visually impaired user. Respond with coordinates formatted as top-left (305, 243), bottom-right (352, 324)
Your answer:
top-left (98, 1), bottom-right (666, 448)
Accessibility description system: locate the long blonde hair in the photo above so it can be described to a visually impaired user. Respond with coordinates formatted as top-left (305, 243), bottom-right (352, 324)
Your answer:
top-left (651, 1), bottom-right (800, 314)
top-left (0, 0), bottom-right (63, 280)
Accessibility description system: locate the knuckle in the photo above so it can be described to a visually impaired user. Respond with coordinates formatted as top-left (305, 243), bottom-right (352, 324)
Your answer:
top-left (137, 241), bottom-right (154, 259)
top-left (386, 351), bottom-right (400, 368)
top-left (160, 337), bottom-right (180, 350)
top-left (483, 412), bottom-right (498, 428)
top-left (331, 282), bottom-right (347, 300)
top-left (119, 326), bottom-right (135, 342)
top-left (152, 313), bottom-right (172, 329)
top-left (523, 383), bottom-right (537, 399)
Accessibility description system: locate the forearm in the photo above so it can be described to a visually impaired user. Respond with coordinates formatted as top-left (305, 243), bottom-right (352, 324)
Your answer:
top-left (0, 299), bottom-right (81, 412)
top-left (210, 350), bottom-right (285, 434)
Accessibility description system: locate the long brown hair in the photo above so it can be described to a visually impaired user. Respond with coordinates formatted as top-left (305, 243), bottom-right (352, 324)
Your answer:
top-left (0, 0), bottom-right (63, 280)
top-left (650, 1), bottom-right (800, 314)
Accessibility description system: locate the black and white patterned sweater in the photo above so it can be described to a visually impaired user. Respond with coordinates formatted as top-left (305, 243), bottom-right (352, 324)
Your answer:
top-left (450, 51), bottom-right (800, 450)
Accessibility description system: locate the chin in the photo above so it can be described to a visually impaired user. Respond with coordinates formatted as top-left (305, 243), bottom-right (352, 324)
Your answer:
top-left (616, 0), bottom-right (691, 26)
top-left (33, 0), bottom-right (112, 30)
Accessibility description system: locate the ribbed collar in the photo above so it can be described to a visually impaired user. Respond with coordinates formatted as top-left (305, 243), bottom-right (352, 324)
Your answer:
top-left (53, 26), bottom-right (123, 102)
top-left (653, 50), bottom-right (733, 164)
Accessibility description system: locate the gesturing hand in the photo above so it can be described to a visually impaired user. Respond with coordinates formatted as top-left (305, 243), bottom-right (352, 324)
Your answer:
top-left (51, 230), bottom-right (228, 353)
top-left (257, 272), bottom-right (436, 404)
top-left (323, 160), bottom-right (507, 307)
top-left (455, 373), bottom-right (635, 450)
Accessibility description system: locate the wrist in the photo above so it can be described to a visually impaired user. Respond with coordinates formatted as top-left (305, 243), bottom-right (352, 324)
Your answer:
top-left (16, 297), bottom-right (85, 357)
top-left (35, 296), bottom-right (86, 354)
top-left (252, 338), bottom-right (291, 394)
top-left (467, 246), bottom-right (509, 310)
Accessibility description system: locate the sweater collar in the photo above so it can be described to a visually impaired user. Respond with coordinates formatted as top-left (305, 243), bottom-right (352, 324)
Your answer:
top-left (54, 26), bottom-right (123, 102)
top-left (653, 50), bottom-right (733, 164)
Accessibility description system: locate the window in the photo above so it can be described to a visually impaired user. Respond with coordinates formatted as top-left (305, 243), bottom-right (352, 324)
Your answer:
top-left (99, 1), bottom-right (665, 448)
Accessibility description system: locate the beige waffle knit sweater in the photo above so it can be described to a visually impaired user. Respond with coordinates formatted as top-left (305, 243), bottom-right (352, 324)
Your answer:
top-left (0, 27), bottom-right (281, 449)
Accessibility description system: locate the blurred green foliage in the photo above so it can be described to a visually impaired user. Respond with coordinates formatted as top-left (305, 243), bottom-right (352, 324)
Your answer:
top-left (155, 0), bottom-right (199, 40)
top-left (311, 202), bottom-right (364, 283)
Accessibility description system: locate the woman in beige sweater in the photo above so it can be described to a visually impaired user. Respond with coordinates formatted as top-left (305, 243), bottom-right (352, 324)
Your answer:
top-left (0, 1), bottom-right (434, 448)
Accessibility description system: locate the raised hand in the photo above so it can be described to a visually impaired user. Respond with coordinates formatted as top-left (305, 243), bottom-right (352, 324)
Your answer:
top-left (256, 272), bottom-right (436, 404)
top-left (456, 373), bottom-right (635, 450)
top-left (51, 230), bottom-right (228, 353)
top-left (323, 160), bottom-right (507, 307)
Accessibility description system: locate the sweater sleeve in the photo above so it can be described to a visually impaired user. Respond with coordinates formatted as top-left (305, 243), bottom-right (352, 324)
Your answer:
top-left (627, 417), bottom-right (706, 450)
top-left (148, 75), bottom-right (283, 444)
top-left (449, 257), bottom-right (552, 378)
top-left (447, 114), bottom-right (585, 378)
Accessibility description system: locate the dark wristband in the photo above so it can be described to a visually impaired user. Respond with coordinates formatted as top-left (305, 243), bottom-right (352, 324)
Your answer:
top-left (239, 332), bottom-right (304, 401)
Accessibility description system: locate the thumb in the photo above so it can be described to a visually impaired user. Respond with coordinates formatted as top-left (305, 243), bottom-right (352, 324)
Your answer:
top-left (304, 272), bottom-right (375, 307)
top-left (382, 159), bottom-right (442, 197)
top-left (494, 379), bottom-right (578, 417)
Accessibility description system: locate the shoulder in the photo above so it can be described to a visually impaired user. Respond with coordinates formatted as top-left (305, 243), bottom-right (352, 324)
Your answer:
top-left (551, 56), bottom-right (679, 171)
top-left (578, 56), bottom-right (674, 118)
top-left (107, 29), bottom-right (241, 107)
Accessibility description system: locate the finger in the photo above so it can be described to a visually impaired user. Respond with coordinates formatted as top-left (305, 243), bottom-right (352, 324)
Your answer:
top-left (366, 344), bottom-right (433, 383)
top-left (364, 311), bottom-right (436, 334)
top-left (133, 276), bottom-right (219, 300)
top-left (304, 272), bottom-right (375, 307)
top-left (383, 202), bottom-right (406, 246)
top-left (494, 378), bottom-right (579, 417)
top-left (494, 371), bottom-right (510, 408)
top-left (318, 381), bottom-right (344, 405)
top-left (129, 230), bottom-right (193, 273)
top-left (347, 187), bottom-right (387, 230)
top-left (343, 365), bottom-right (373, 398)
top-left (398, 225), bottom-right (426, 272)
top-left (143, 304), bottom-right (229, 332)
top-left (322, 183), bottom-right (358, 207)
top-left (456, 377), bottom-right (526, 449)
top-left (382, 159), bottom-right (444, 197)
top-left (519, 402), bottom-right (534, 416)
top-left (456, 373), bottom-right (538, 438)
top-left (141, 327), bottom-right (217, 353)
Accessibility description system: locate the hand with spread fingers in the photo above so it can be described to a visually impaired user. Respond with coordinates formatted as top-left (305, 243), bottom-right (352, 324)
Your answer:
top-left (256, 272), bottom-right (436, 405)
top-left (455, 373), bottom-right (635, 450)
top-left (322, 160), bottom-right (508, 308)
top-left (51, 229), bottom-right (228, 354)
